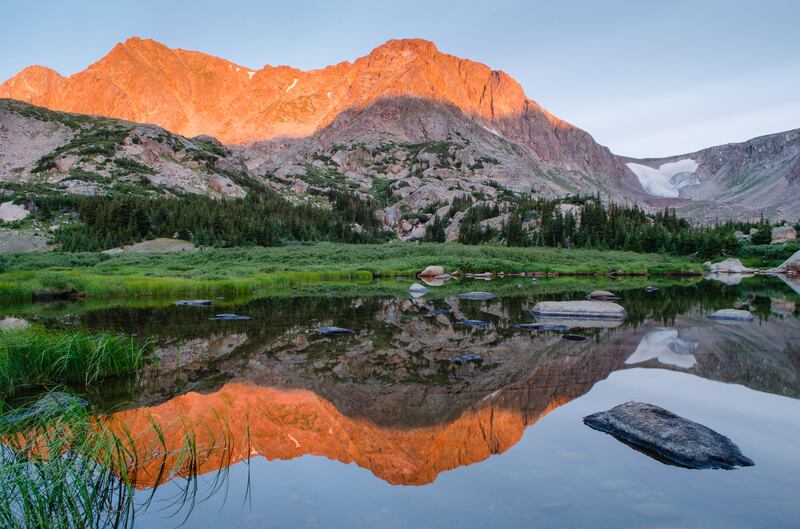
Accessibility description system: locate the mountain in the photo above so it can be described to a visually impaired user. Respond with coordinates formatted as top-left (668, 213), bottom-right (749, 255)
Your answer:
top-left (0, 37), bottom-right (645, 202)
top-left (624, 129), bottom-right (800, 222)
top-left (2, 37), bottom-right (797, 225)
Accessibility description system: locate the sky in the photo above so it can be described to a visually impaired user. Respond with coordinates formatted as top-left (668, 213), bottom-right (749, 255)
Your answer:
top-left (1, 0), bottom-right (798, 157)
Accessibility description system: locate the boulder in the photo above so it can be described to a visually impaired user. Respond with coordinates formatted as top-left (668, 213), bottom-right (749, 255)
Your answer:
top-left (768, 249), bottom-right (800, 275)
top-left (706, 258), bottom-right (756, 274)
top-left (708, 309), bottom-right (754, 321)
top-left (587, 290), bottom-right (618, 300)
top-left (583, 402), bottom-right (754, 469)
top-left (419, 265), bottom-right (445, 277)
top-left (771, 225), bottom-right (797, 244)
top-left (531, 300), bottom-right (626, 320)
top-left (174, 300), bottom-right (212, 306)
top-left (0, 317), bottom-right (30, 332)
top-left (0, 201), bottom-right (30, 222)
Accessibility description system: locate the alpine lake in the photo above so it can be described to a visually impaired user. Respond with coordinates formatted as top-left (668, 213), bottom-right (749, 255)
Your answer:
top-left (3, 273), bottom-right (799, 529)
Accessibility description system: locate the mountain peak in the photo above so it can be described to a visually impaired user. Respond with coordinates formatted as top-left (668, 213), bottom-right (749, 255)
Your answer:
top-left (0, 38), bottom-right (634, 190)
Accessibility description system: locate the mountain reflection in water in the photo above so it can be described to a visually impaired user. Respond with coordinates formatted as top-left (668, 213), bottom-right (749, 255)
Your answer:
top-left (43, 277), bottom-right (792, 490)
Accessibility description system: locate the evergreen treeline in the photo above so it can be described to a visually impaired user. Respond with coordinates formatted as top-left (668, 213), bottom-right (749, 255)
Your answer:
top-left (495, 195), bottom-right (752, 258)
top-left (31, 185), bottom-right (389, 251)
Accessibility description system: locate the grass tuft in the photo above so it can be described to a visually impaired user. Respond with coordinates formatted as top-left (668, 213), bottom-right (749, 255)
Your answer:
top-left (0, 329), bottom-right (150, 398)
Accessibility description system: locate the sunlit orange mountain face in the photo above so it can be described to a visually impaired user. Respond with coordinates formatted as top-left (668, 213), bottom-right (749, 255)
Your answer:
top-left (0, 37), bottom-right (637, 191)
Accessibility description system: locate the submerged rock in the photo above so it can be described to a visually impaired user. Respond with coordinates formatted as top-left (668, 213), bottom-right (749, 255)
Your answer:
top-left (456, 292), bottom-right (497, 300)
top-left (513, 323), bottom-right (571, 331)
top-left (531, 300), bottom-right (626, 320)
top-left (209, 313), bottom-right (252, 321)
top-left (708, 309), bottom-right (755, 321)
top-left (583, 402), bottom-right (754, 470)
top-left (456, 319), bottom-right (491, 328)
top-left (644, 286), bottom-right (659, 293)
top-left (315, 326), bottom-right (356, 336)
top-left (174, 299), bottom-right (212, 306)
top-left (562, 334), bottom-right (588, 341)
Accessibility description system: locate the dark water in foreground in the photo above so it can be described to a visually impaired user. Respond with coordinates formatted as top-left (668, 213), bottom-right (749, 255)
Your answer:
top-left (10, 276), bottom-right (800, 528)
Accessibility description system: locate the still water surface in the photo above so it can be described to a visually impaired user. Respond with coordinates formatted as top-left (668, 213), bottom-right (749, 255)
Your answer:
top-left (12, 276), bottom-right (800, 528)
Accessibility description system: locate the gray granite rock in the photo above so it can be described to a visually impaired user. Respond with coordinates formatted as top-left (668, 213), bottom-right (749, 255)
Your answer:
top-left (531, 300), bottom-right (626, 319)
top-left (708, 309), bottom-right (754, 321)
top-left (584, 402), bottom-right (754, 470)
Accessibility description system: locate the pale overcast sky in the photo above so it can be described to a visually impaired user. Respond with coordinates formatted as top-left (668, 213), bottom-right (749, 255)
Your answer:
top-left (2, 0), bottom-right (798, 157)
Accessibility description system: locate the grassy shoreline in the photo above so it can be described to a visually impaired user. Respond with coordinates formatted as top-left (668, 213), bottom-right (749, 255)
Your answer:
top-left (0, 243), bottom-right (703, 301)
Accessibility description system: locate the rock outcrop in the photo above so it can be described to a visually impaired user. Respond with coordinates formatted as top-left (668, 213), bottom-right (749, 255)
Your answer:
top-left (584, 401), bottom-right (754, 469)
top-left (771, 225), bottom-right (797, 244)
top-left (769, 249), bottom-right (800, 275)
top-left (705, 258), bottom-right (755, 274)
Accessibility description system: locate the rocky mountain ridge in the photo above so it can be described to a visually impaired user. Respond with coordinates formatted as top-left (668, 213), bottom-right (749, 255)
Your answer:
top-left (625, 128), bottom-right (800, 223)
top-left (0, 37), bottom-right (644, 202)
top-left (1, 37), bottom-right (798, 225)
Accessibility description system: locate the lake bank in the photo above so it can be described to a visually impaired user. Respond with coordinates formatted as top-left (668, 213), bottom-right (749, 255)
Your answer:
top-left (0, 243), bottom-right (703, 301)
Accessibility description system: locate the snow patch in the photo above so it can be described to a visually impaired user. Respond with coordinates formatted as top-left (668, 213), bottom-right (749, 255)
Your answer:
top-left (626, 159), bottom-right (699, 198)
top-left (326, 91), bottom-right (332, 99)
top-left (286, 78), bottom-right (298, 93)
top-left (247, 71), bottom-right (255, 80)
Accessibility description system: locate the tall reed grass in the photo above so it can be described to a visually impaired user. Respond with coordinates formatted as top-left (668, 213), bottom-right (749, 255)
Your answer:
top-left (0, 391), bottom-right (244, 529)
top-left (0, 329), bottom-right (150, 398)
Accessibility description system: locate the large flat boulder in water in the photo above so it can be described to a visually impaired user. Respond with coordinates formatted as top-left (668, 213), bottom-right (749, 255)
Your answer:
top-left (584, 402), bottom-right (754, 470)
top-left (768, 249), bottom-right (800, 275)
top-left (531, 300), bottom-right (626, 319)
top-left (705, 258), bottom-right (755, 274)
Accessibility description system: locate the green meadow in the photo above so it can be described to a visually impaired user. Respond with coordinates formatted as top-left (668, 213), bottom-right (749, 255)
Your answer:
top-left (0, 243), bottom-right (703, 301)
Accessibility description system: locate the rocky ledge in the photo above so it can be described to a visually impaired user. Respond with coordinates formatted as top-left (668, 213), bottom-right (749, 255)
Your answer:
top-left (584, 402), bottom-right (754, 470)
